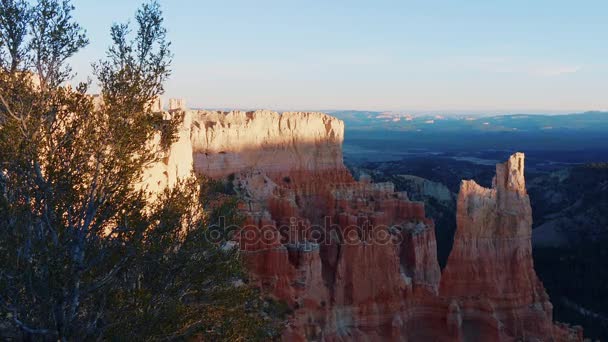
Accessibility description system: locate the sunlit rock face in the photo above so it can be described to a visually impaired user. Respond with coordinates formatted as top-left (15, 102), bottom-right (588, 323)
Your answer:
top-left (139, 110), bottom-right (194, 202)
top-left (440, 153), bottom-right (582, 341)
top-left (145, 109), bottom-right (582, 341)
top-left (190, 110), bottom-right (347, 180)
top-left (188, 110), bottom-right (449, 340)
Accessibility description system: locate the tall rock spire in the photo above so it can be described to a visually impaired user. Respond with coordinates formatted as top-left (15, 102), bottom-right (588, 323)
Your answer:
top-left (440, 152), bottom-right (581, 341)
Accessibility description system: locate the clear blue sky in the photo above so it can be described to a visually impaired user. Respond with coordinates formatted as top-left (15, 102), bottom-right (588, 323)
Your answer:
top-left (70, 0), bottom-right (608, 114)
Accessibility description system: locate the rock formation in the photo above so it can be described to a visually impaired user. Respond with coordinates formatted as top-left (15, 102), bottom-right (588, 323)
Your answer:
top-left (396, 174), bottom-right (453, 204)
top-left (190, 110), bottom-right (347, 180)
top-left (147, 96), bottom-right (163, 113)
top-left (139, 110), bottom-right (194, 202)
top-left (169, 98), bottom-right (186, 111)
top-left (440, 153), bottom-right (581, 340)
top-left (145, 108), bottom-right (583, 341)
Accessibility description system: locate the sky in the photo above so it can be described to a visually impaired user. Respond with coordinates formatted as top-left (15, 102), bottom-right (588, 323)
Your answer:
top-left (69, 0), bottom-right (608, 114)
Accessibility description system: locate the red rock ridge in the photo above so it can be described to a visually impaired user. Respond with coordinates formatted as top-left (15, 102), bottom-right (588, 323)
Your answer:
top-left (168, 110), bottom-right (583, 341)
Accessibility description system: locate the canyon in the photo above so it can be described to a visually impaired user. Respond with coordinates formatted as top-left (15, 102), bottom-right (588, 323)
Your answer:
top-left (144, 106), bottom-right (583, 341)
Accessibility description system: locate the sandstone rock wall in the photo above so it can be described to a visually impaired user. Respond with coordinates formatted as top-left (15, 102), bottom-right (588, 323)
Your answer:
top-left (143, 108), bottom-right (582, 341)
top-left (441, 153), bottom-right (582, 341)
top-left (138, 110), bottom-right (194, 202)
top-left (169, 98), bottom-right (186, 111)
top-left (189, 110), bottom-right (346, 180)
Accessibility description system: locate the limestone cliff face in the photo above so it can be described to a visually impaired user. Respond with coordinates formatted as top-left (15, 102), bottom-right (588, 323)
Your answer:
top-left (185, 110), bottom-right (446, 340)
top-left (145, 109), bottom-right (582, 341)
top-left (190, 110), bottom-right (346, 180)
top-left (397, 174), bottom-right (453, 204)
top-left (442, 153), bottom-right (535, 300)
top-left (139, 110), bottom-right (195, 201)
top-left (440, 153), bottom-right (581, 341)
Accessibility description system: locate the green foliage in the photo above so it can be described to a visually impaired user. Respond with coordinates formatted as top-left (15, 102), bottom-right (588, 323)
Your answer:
top-left (0, 1), bottom-right (283, 340)
top-left (94, 0), bottom-right (171, 112)
top-left (103, 179), bottom-right (283, 341)
top-left (30, 0), bottom-right (89, 88)
top-left (0, 0), bottom-right (30, 71)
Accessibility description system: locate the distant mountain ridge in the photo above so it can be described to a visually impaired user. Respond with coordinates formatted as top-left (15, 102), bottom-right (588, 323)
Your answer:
top-left (328, 110), bottom-right (608, 132)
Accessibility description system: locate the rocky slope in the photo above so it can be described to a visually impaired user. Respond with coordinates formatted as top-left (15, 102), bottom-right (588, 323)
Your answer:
top-left (528, 163), bottom-right (608, 247)
top-left (148, 108), bottom-right (582, 341)
top-left (528, 163), bottom-right (608, 339)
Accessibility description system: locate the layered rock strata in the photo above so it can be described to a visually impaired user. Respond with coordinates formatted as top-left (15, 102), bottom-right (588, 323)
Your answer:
top-left (146, 109), bottom-right (582, 341)
top-left (440, 153), bottom-right (581, 341)
top-left (188, 110), bottom-right (443, 339)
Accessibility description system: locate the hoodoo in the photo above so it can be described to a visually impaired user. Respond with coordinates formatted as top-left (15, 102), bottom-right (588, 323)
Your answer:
top-left (440, 153), bottom-right (581, 341)
top-left (188, 110), bottom-right (442, 340)
top-left (146, 108), bottom-right (582, 341)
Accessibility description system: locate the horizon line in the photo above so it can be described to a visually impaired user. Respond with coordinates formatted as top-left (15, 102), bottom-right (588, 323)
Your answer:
top-left (185, 107), bottom-right (607, 117)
